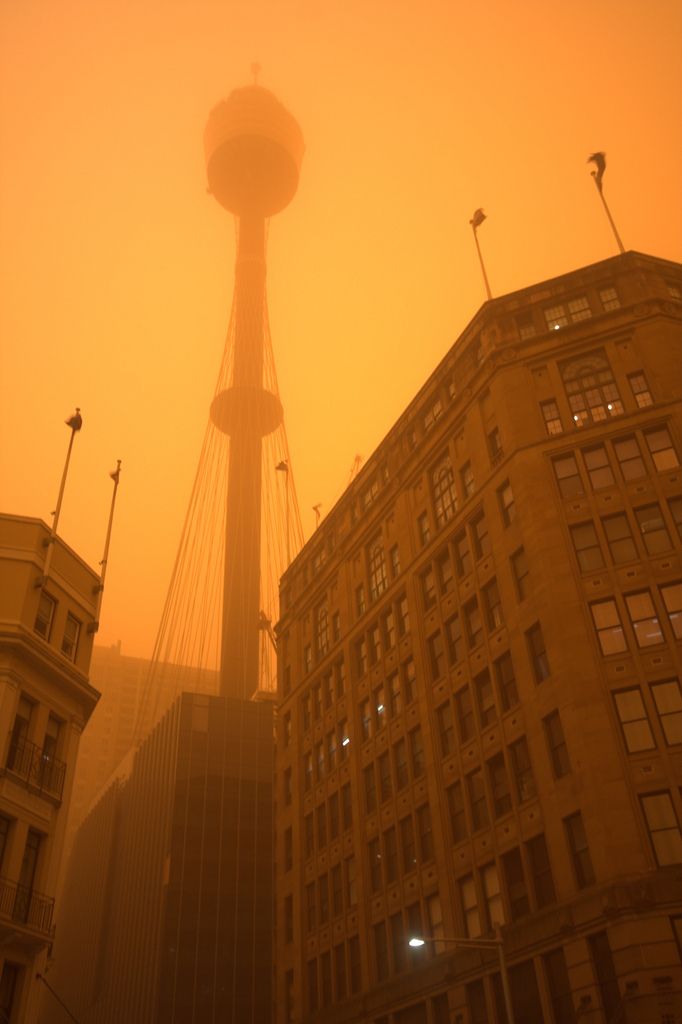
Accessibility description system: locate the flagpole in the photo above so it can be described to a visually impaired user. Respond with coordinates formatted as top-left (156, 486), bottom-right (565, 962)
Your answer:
top-left (591, 173), bottom-right (625, 254)
top-left (38, 409), bottom-right (82, 587)
top-left (91, 461), bottom-right (122, 632)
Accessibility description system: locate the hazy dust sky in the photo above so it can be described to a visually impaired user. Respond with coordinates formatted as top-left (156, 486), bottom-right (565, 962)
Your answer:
top-left (2, 0), bottom-right (681, 659)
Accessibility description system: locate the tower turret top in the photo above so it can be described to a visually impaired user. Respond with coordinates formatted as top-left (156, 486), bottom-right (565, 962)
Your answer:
top-left (204, 85), bottom-right (305, 217)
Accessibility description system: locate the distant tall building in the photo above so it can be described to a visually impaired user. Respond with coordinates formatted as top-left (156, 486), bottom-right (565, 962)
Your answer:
top-left (275, 252), bottom-right (682, 1023)
top-left (0, 514), bottom-right (99, 1023)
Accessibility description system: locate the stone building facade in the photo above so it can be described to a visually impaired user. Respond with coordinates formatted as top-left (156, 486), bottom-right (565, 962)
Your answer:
top-left (275, 251), bottom-right (682, 1023)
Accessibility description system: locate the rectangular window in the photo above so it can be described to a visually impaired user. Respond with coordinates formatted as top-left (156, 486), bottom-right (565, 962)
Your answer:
top-left (613, 435), bottom-right (646, 480)
top-left (369, 624), bottom-right (382, 665)
top-left (561, 347), bottom-right (622, 426)
top-left (640, 792), bottom-right (682, 865)
top-left (544, 947), bottom-right (574, 1024)
top-left (474, 669), bottom-right (496, 728)
top-left (591, 599), bottom-right (628, 655)
top-left (628, 371), bottom-right (653, 408)
top-left (329, 792), bottom-right (340, 838)
top-left (368, 540), bottom-right (388, 602)
top-left (510, 547), bottom-right (530, 598)
top-left (509, 737), bottom-right (536, 802)
top-left (306, 883), bottom-right (316, 932)
top-left (516, 310), bottom-right (536, 339)
top-left (495, 651), bottom-right (519, 711)
top-left (447, 781), bottom-right (467, 843)
top-left (374, 922), bottom-right (389, 981)
top-left (634, 503), bottom-right (671, 554)
top-left (435, 548), bottom-right (454, 595)
top-left (502, 847), bottom-right (530, 920)
top-left (625, 590), bottom-right (663, 647)
top-left (390, 912), bottom-right (406, 974)
top-left (338, 718), bottom-right (350, 759)
top-left (481, 861), bottom-right (504, 929)
top-left (409, 727), bottom-right (425, 778)
top-left (645, 426), bottom-right (679, 471)
top-left (335, 658), bottom-right (346, 698)
top-left (454, 530), bottom-right (472, 578)
top-left (436, 702), bottom-right (455, 757)
top-left (399, 815), bottom-right (417, 872)
top-left (651, 679), bottom-right (682, 745)
top-left (304, 813), bottom-right (314, 857)
top-left (661, 582), bottom-right (682, 639)
top-left (378, 751), bottom-right (392, 802)
top-left (397, 595), bottom-right (410, 636)
top-left (564, 811), bottom-right (596, 887)
top-left (463, 598), bottom-right (483, 649)
top-left (488, 426), bottom-right (503, 463)
top-left (304, 645), bottom-right (312, 675)
top-left (374, 683), bottom-right (386, 731)
top-left (401, 657), bottom-right (416, 705)
top-left (570, 522), bottom-right (605, 572)
top-left (445, 613), bottom-right (463, 665)
top-left (543, 710), bottom-right (571, 777)
top-left (345, 856), bottom-right (357, 906)
top-left (669, 496), bottom-right (682, 540)
top-left (369, 837), bottom-right (382, 891)
top-left (467, 769), bottom-right (489, 830)
top-left (315, 741), bottom-right (325, 781)
top-left (318, 875), bottom-right (329, 924)
top-left (455, 687), bottom-right (475, 743)
top-left (526, 833), bottom-right (556, 908)
top-left (599, 286), bottom-right (620, 310)
top-left (356, 585), bottom-right (366, 617)
top-left (553, 454), bottom-right (584, 498)
top-left (602, 512), bottom-right (637, 564)
top-left (316, 603), bottom-right (329, 656)
top-left (471, 511), bottom-right (490, 560)
top-left (393, 738), bottom-right (408, 790)
top-left (432, 457), bottom-right (458, 526)
top-left (382, 609), bottom-right (396, 650)
top-left (421, 567), bottom-right (437, 609)
top-left (584, 445), bottom-right (615, 489)
top-left (390, 544), bottom-right (401, 577)
top-left (460, 874), bottom-right (481, 937)
top-left (417, 512), bottom-right (431, 547)
top-left (348, 935), bottom-right (361, 992)
top-left (541, 399), bottom-right (563, 436)
top-left (334, 943), bottom-right (346, 999)
top-left (487, 752), bottom-right (511, 818)
top-left (384, 826), bottom-right (398, 883)
top-left (316, 805), bottom-right (327, 848)
top-left (304, 752), bottom-right (313, 791)
top-left (341, 783), bottom-right (352, 829)
top-left (498, 480), bottom-right (516, 525)
top-left (613, 688), bottom-right (655, 752)
top-left (424, 397), bottom-right (443, 431)
top-left (364, 765), bottom-right (377, 812)
top-left (588, 932), bottom-right (624, 1021)
top-left (527, 622), bottom-right (550, 682)
top-left (461, 461), bottom-right (474, 499)
top-left (482, 578), bottom-right (504, 631)
top-left (34, 592), bottom-right (56, 639)
top-left (417, 803), bottom-right (434, 861)
top-left (387, 671), bottom-right (401, 717)
top-left (355, 637), bottom-right (368, 677)
top-left (307, 959), bottom-right (318, 1012)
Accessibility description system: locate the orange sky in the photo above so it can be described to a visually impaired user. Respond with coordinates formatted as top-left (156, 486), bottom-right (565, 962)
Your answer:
top-left (1, 0), bottom-right (681, 659)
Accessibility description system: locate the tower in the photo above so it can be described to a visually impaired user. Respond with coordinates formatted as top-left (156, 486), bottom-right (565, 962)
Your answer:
top-left (205, 85), bottom-right (304, 700)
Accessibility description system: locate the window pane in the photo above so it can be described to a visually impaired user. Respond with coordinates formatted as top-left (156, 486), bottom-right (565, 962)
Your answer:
top-left (645, 427), bottom-right (679, 471)
top-left (625, 591), bottom-right (663, 648)
top-left (613, 436), bottom-right (646, 480)
top-left (613, 688), bottom-right (655, 752)
top-left (661, 582), bottom-right (682, 639)
top-left (651, 680), bottom-right (682, 744)
top-left (635, 503), bottom-right (671, 554)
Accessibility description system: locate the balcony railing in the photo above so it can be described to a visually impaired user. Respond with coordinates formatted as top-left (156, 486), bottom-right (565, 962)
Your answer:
top-left (5, 735), bottom-right (66, 801)
top-left (0, 877), bottom-right (55, 937)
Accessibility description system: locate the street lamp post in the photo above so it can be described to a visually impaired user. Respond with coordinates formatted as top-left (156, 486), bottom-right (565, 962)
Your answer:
top-left (408, 928), bottom-right (515, 1024)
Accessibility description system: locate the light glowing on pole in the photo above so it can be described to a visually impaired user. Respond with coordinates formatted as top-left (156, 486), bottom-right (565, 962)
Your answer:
top-left (38, 408), bottom-right (83, 587)
top-left (587, 152), bottom-right (625, 254)
top-left (91, 461), bottom-right (122, 633)
top-left (470, 208), bottom-right (492, 301)
top-left (408, 931), bottom-right (515, 1024)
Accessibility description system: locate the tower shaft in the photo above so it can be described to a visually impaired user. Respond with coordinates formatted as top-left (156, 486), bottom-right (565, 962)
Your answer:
top-left (221, 214), bottom-right (266, 699)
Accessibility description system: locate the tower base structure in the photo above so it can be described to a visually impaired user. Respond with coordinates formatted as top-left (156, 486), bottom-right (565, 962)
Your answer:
top-left (46, 692), bottom-right (274, 1024)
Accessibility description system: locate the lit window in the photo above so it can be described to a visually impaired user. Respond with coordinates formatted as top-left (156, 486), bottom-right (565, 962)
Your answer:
top-left (583, 445), bottom-right (615, 489)
top-left (540, 399), bottom-right (563, 436)
top-left (527, 622), bottom-right (550, 682)
top-left (602, 513), bottom-right (637, 564)
top-left (61, 613), bottom-right (80, 661)
top-left (651, 680), bottom-right (682, 745)
top-left (552, 454), bottom-right (584, 498)
top-left (544, 304), bottom-right (569, 330)
top-left (645, 427), bottom-right (679, 471)
top-left (368, 539), bottom-right (388, 602)
top-left (640, 792), bottom-right (682, 866)
top-left (660, 582), bottom-right (682, 639)
top-left (628, 372), bottom-right (653, 408)
top-left (570, 522), bottom-right (604, 572)
top-left (590, 599), bottom-right (627, 655)
top-left (543, 711), bottom-right (571, 777)
top-left (34, 592), bottom-right (56, 640)
top-left (511, 547), bottom-right (530, 598)
top-left (461, 461), bottom-right (474, 499)
top-left (432, 456), bottom-right (458, 526)
top-left (560, 349), bottom-right (623, 426)
top-left (564, 811), bottom-right (595, 887)
top-left (599, 286), bottom-right (620, 310)
top-left (613, 435), bottom-right (646, 480)
top-left (625, 591), bottom-right (663, 648)
top-left (613, 688), bottom-right (655, 752)
top-left (635, 503), bottom-right (671, 554)
top-left (498, 479), bottom-right (515, 525)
